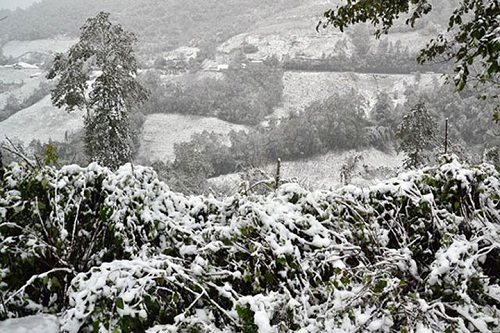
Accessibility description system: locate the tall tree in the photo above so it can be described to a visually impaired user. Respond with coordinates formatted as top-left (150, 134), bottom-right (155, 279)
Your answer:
top-left (318, 0), bottom-right (500, 120)
top-left (47, 11), bottom-right (149, 169)
top-left (396, 102), bottom-right (438, 168)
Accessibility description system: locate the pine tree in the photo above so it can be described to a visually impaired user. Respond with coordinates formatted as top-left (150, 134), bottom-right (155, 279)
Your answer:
top-left (47, 12), bottom-right (149, 169)
top-left (396, 102), bottom-right (438, 169)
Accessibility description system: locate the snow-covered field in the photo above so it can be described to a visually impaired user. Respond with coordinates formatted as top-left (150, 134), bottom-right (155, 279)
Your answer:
top-left (209, 148), bottom-right (404, 194)
top-left (0, 95), bottom-right (83, 144)
top-left (137, 113), bottom-right (248, 164)
top-left (2, 39), bottom-right (77, 59)
top-left (0, 67), bottom-right (43, 109)
top-left (0, 315), bottom-right (59, 333)
top-left (281, 71), bottom-right (443, 114)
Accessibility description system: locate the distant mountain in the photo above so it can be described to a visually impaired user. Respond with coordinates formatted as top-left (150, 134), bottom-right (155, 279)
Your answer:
top-left (0, 0), bottom-right (303, 56)
top-left (0, 0), bottom-right (456, 69)
top-left (213, 0), bottom-right (452, 69)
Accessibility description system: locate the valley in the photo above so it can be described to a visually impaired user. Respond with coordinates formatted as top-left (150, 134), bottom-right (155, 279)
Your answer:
top-left (0, 27), bottom-right (444, 190)
top-left (1, 1), bottom-right (498, 331)
top-left (0, 0), bottom-right (480, 193)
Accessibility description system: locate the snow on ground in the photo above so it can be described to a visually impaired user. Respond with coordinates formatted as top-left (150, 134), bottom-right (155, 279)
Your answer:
top-left (0, 315), bottom-right (59, 333)
top-left (137, 113), bottom-right (248, 164)
top-left (0, 95), bottom-right (83, 144)
top-left (0, 67), bottom-right (43, 109)
top-left (281, 71), bottom-right (443, 115)
top-left (2, 39), bottom-right (77, 59)
top-left (276, 147), bottom-right (404, 189)
top-left (209, 147), bottom-right (404, 193)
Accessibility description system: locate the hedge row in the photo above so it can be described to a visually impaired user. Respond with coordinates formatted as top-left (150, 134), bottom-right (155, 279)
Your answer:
top-left (0, 156), bottom-right (499, 332)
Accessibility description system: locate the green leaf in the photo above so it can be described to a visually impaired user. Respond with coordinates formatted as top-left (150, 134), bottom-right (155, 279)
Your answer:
top-left (264, 271), bottom-right (274, 283)
top-left (340, 276), bottom-right (350, 286)
top-left (41, 178), bottom-right (50, 189)
top-left (373, 279), bottom-right (388, 293)
top-left (51, 276), bottom-right (60, 288)
top-left (37, 201), bottom-right (46, 211)
top-left (14, 205), bottom-right (24, 214)
top-left (116, 297), bottom-right (125, 310)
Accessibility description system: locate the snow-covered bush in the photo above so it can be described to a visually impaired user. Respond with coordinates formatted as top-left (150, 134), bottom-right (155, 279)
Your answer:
top-left (1, 156), bottom-right (499, 332)
top-left (0, 163), bottom-right (197, 317)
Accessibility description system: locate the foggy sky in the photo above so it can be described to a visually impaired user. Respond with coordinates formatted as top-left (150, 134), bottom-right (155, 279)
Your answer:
top-left (0, 0), bottom-right (40, 10)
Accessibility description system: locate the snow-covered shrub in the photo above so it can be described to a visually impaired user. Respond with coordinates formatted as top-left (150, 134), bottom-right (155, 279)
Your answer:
top-left (1, 156), bottom-right (499, 332)
top-left (0, 163), bottom-right (113, 316)
top-left (62, 256), bottom-right (202, 333)
top-left (0, 162), bottom-right (197, 317)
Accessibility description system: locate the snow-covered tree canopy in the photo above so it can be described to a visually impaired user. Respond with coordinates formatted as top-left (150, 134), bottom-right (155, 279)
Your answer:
top-left (46, 11), bottom-right (149, 170)
top-left (0, 156), bottom-right (499, 332)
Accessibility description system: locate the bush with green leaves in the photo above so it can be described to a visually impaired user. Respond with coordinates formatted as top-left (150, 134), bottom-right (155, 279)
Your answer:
top-left (0, 162), bottom-right (196, 317)
top-left (1, 155), bottom-right (499, 332)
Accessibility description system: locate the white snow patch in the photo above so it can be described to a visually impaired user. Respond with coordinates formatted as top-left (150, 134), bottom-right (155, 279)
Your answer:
top-left (0, 315), bottom-right (60, 333)
top-left (137, 113), bottom-right (248, 163)
top-left (0, 95), bottom-right (83, 144)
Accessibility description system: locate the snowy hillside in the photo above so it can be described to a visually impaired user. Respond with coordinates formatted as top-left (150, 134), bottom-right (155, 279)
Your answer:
top-left (137, 113), bottom-right (248, 163)
top-left (215, 0), bottom-right (445, 63)
top-left (280, 71), bottom-right (443, 114)
top-left (0, 66), bottom-right (42, 109)
top-left (2, 39), bottom-right (77, 59)
top-left (0, 95), bottom-right (83, 144)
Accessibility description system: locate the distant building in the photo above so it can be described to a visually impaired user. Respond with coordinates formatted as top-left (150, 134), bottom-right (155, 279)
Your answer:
top-left (216, 64), bottom-right (229, 71)
top-left (162, 46), bottom-right (200, 62)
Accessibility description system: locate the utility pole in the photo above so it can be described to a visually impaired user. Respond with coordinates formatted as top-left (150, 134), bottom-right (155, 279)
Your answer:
top-left (274, 158), bottom-right (281, 191)
top-left (0, 149), bottom-right (4, 182)
top-left (444, 118), bottom-right (448, 154)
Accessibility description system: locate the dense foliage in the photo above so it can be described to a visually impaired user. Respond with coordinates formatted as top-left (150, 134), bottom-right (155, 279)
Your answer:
top-left (404, 82), bottom-right (500, 155)
top-left (283, 37), bottom-right (444, 74)
top-left (154, 89), bottom-right (405, 194)
top-left (1, 156), bottom-right (498, 332)
top-left (139, 57), bottom-right (283, 125)
top-left (47, 12), bottom-right (149, 170)
top-left (152, 91), bottom-right (376, 193)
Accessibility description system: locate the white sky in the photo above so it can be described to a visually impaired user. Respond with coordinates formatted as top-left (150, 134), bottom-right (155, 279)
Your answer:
top-left (0, 0), bottom-right (40, 10)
